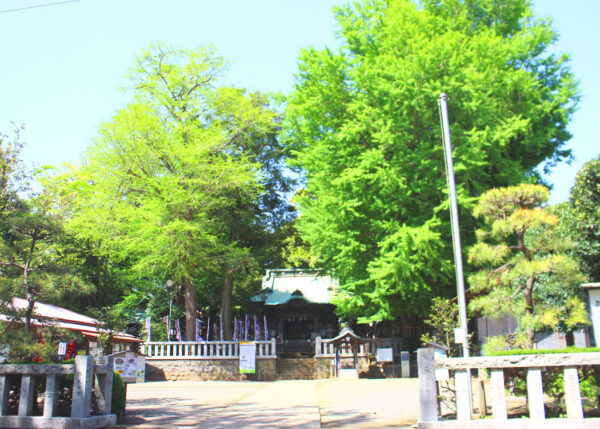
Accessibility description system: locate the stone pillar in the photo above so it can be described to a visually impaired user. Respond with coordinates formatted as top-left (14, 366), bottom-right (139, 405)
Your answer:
top-left (95, 356), bottom-right (115, 415)
top-left (43, 374), bottom-right (59, 418)
top-left (526, 368), bottom-right (545, 420)
top-left (417, 348), bottom-right (437, 423)
top-left (400, 351), bottom-right (410, 378)
top-left (0, 375), bottom-right (10, 416)
top-left (71, 355), bottom-right (94, 418)
top-left (564, 366), bottom-right (584, 419)
top-left (490, 369), bottom-right (507, 419)
top-left (18, 375), bottom-right (35, 417)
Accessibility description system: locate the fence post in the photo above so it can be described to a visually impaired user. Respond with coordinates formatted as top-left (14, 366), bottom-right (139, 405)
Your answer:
top-left (455, 369), bottom-right (471, 421)
top-left (271, 338), bottom-right (277, 356)
top-left (0, 375), bottom-right (10, 416)
top-left (564, 367), bottom-right (584, 419)
top-left (43, 374), bottom-right (59, 418)
top-left (526, 368), bottom-right (545, 420)
top-left (18, 375), bottom-right (35, 416)
top-left (315, 337), bottom-right (322, 357)
top-left (95, 356), bottom-right (114, 416)
top-left (417, 348), bottom-right (438, 423)
top-left (72, 355), bottom-right (94, 418)
top-left (490, 369), bottom-right (507, 420)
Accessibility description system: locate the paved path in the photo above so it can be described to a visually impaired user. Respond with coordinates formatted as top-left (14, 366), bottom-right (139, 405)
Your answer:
top-left (111, 378), bottom-right (419, 428)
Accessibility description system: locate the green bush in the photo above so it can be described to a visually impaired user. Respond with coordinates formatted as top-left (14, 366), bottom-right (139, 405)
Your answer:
top-left (111, 371), bottom-right (126, 418)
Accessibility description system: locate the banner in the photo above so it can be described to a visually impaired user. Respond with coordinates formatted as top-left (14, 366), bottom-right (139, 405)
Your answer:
top-left (254, 316), bottom-right (260, 341)
top-left (239, 341), bottom-right (256, 374)
top-left (206, 316), bottom-right (211, 341)
top-left (66, 341), bottom-right (76, 359)
top-left (263, 315), bottom-right (269, 341)
top-left (233, 317), bottom-right (239, 341)
top-left (175, 319), bottom-right (182, 341)
top-left (220, 314), bottom-right (224, 341)
top-left (163, 316), bottom-right (169, 340)
top-left (145, 317), bottom-right (151, 342)
top-left (196, 320), bottom-right (204, 342)
top-left (244, 314), bottom-right (249, 341)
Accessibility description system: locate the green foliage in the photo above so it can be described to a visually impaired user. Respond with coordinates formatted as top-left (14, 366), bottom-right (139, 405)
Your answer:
top-left (1, 323), bottom-right (79, 363)
top-left (568, 156), bottom-right (600, 282)
top-left (43, 43), bottom-right (293, 339)
top-left (469, 184), bottom-right (587, 346)
top-left (420, 297), bottom-right (462, 356)
top-left (284, 0), bottom-right (579, 322)
top-left (111, 371), bottom-right (126, 418)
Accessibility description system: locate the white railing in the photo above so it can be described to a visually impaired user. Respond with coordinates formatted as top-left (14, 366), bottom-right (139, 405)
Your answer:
top-left (314, 337), bottom-right (403, 357)
top-left (417, 349), bottom-right (600, 428)
top-left (141, 339), bottom-right (277, 360)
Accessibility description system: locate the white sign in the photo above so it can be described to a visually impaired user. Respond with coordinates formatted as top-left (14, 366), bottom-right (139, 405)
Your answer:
top-left (454, 327), bottom-right (467, 344)
top-left (376, 347), bottom-right (394, 363)
top-left (239, 341), bottom-right (256, 374)
top-left (57, 342), bottom-right (67, 356)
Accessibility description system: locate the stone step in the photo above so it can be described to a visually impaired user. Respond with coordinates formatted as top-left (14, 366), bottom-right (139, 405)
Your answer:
top-left (277, 358), bottom-right (315, 380)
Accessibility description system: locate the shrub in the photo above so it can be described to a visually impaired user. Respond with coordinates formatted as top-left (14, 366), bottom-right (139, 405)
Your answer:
top-left (111, 371), bottom-right (126, 418)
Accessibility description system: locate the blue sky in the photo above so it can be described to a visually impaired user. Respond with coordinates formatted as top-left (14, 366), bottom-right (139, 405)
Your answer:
top-left (1, 0), bottom-right (598, 204)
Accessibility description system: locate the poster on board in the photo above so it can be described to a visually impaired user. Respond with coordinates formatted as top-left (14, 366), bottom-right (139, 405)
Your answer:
top-left (239, 341), bottom-right (256, 374)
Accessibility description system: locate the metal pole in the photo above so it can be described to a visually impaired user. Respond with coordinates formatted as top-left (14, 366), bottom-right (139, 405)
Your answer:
top-left (438, 93), bottom-right (469, 358)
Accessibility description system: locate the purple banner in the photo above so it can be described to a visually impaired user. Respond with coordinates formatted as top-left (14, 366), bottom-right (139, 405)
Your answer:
top-left (244, 314), bottom-right (249, 341)
top-left (254, 316), bottom-right (260, 341)
top-left (163, 316), bottom-right (169, 340)
top-left (145, 317), bottom-right (151, 342)
top-left (263, 315), bottom-right (269, 341)
top-left (233, 317), bottom-right (239, 341)
top-left (220, 314), bottom-right (224, 341)
top-left (175, 319), bottom-right (182, 341)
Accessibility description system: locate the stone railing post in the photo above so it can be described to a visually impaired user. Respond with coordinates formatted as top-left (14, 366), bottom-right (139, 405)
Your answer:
top-left (527, 368), bottom-right (545, 420)
top-left (270, 338), bottom-right (276, 356)
top-left (71, 355), bottom-right (94, 418)
top-left (315, 337), bottom-right (322, 357)
top-left (417, 348), bottom-right (438, 423)
top-left (95, 356), bottom-right (114, 416)
top-left (564, 366), bottom-right (584, 419)
top-left (18, 374), bottom-right (35, 416)
top-left (0, 374), bottom-right (10, 416)
top-left (43, 374), bottom-right (59, 418)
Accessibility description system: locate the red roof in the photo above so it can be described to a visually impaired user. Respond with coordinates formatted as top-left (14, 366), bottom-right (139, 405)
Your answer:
top-left (1, 297), bottom-right (141, 343)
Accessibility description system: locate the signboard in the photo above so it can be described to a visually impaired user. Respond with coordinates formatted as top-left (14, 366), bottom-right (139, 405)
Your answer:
top-left (454, 327), bottom-right (467, 344)
top-left (57, 342), bottom-right (67, 356)
top-left (113, 351), bottom-right (146, 383)
top-left (376, 347), bottom-right (394, 363)
top-left (239, 341), bottom-right (256, 374)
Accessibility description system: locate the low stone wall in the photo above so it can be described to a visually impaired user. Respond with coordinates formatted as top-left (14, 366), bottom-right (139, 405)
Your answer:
top-left (146, 358), bottom-right (277, 381)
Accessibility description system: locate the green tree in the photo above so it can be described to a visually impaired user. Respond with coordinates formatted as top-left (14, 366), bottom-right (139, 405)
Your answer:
top-left (49, 44), bottom-right (287, 339)
top-left (569, 156), bottom-right (600, 282)
top-left (284, 0), bottom-right (578, 323)
top-left (468, 184), bottom-right (587, 347)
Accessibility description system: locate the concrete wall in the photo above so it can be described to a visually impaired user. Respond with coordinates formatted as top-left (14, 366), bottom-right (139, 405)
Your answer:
top-left (146, 358), bottom-right (277, 381)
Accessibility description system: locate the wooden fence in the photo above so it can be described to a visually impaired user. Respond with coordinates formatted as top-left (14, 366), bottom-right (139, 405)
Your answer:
top-left (0, 355), bottom-right (116, 429)
top-left (417, 348), bottom-right (600, 428)
top-left (141, 339), bottom-right (277, 359)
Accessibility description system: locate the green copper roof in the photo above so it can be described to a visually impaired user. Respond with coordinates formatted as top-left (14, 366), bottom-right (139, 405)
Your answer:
top-left (252, 270), bottom-right (336, 305)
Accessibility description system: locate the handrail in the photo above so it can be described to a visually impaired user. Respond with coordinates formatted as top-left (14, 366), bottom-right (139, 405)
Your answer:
top-left (141, 339), bottom-right (277, 359)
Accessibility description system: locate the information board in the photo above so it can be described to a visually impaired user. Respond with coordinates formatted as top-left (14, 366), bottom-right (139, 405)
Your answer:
top-left (376, 347), bottom-right (394, 363)
top-left (239, 341), bottom-right (256, 374)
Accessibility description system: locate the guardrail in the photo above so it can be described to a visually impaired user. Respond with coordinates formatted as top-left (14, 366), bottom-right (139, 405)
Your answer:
top-left (417, 348), bottom-right (600, 428)
top-left (0, 355), bottom-right (116, 428)
top-left (141, 339), bottom-right (277, 359)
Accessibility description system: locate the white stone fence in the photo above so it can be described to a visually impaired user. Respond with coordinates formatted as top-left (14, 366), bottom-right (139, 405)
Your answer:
top-left (417, 348), bottom-right (600, 428)
top-left (314, 337), bottom-right (403, 357)
top-left (0, 355), bottom-right (116, 429)
top-left (141, 339), bottom-right (277, 360)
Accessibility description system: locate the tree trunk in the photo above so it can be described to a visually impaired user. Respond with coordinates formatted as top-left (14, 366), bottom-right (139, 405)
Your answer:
top-left (523, 277), bottom-right (536, 347)
top-left (184, 277), bottom-right (197, 341)
top-left (221, 264), bottom-right (233, 340)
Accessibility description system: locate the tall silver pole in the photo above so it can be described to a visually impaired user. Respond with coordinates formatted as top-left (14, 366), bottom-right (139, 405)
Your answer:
top-left (438, 93), bottom-right (469, 358)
